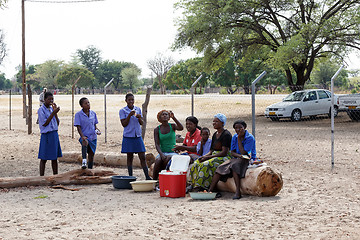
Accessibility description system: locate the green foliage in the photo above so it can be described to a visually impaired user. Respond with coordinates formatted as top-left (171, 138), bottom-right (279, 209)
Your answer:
top-left (97, 60), bottom-right (138, 90)
top-left (56, 66), bottom-right (94, 89)
top-left (175, 0), bottom-right (360, 90)
top-left (26, 60), bottom-right (64, 90)
top-left (0, 72), bottom-right (12, 89)
top-left (311, 60), bottom-right (349, 89)
top-left (165, 57), bottom-right (208, 92)
top-left (122, 66), bottom-right (142, 91)
top-left (15, 64), bottom-right (36, 89)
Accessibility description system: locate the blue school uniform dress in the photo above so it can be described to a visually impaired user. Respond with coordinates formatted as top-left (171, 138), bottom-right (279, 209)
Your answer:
top-left (38, 104), bottom-right (62, 160)
top-left (74, 109), bottom-right (99, 154)
top-left (196, 138), bottom-right (212, 157)
top-left (119, 105), bottom-right (146, 153)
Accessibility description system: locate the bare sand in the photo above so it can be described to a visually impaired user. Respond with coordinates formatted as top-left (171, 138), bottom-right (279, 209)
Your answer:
top-left (1, 94), bottom-right (360, 239)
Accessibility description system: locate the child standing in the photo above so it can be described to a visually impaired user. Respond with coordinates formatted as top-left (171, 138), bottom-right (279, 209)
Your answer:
top-left (38, 92), bottom-right (62, 176)
top-left (74, 97), bottom-right (100, 169)
top-left (120, 93), bottom-right (151, 180)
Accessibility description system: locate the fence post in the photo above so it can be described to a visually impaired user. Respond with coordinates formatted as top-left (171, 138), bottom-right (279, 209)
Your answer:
top-left (9, 90), bottom-right (11, 130)
top-left (331, 65), bottom-right (344, 170)
top-left (251, 71), bottom-right (267, 139)
top-left (71, 76), bottom-right (81, 139)
top-left (27, 84), bottom-right (32, 134)
top-left (104, 78), bottom-right (114, 143)
top-left (190, 75), bottom-right (203, 116)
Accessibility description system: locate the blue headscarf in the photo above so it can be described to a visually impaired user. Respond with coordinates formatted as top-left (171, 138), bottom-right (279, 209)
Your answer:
top-left (214, 113), bottom-right (226, 126)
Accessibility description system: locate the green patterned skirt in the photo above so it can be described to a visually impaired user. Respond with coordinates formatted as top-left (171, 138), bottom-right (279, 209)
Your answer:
top-left (189, 151), bottom-right (232, 189)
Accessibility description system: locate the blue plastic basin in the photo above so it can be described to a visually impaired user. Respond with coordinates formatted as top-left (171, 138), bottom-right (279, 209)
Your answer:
top-left (111, 176), bottom-right (137, 189)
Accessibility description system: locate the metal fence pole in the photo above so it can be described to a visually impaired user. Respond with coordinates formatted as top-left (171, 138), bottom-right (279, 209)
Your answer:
top-left (190, 75), bottom-right (203, 116)
top-left (104, 78), bottom-right (114, 143)
top-left (251, 71), bottom-right (267, 138)
top-left (331, 65), bottom-right (344, 170)
top-left (9, 90), bottom-right (11, 130)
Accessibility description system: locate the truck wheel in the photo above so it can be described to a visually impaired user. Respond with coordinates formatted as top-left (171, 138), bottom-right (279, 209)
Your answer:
top-left (291, 109), bottom-right (302, 121)
top-left (328, 106), bottom-right (338, 118)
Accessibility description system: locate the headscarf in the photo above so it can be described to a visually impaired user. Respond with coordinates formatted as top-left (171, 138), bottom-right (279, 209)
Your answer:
top-left (214, 113), bottom-right (226, 126)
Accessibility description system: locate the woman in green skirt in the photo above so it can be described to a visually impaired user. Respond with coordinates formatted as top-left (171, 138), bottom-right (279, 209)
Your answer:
top-left (189, 113), bottom-right (232, 191)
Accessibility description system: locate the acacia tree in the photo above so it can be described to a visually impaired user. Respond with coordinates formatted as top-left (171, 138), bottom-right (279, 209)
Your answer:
top-left (27, 60), bottom-right (64, 89)
top-left (0, 29), bottom-right (6, 66)
top-left (175, 0), bottom-right (360, 91)
top-left (147, 53), bottom-right (175, 94)
top-left (96, 60), bottom-right (137, 90)
top-left (56, 66), bottom-right (94, 89)
top-left (165, 58), bottom-right (207, 93)
top-left (122, 66), bottom-right (142, 92)
top-left (76, 46), bottom-right (102, 92)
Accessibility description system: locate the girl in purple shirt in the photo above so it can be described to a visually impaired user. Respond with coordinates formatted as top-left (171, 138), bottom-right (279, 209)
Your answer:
top-left (120, 93), bottom-right (151, 180)
top-left (74, 97), bottom-right (100, 169)
top-left (37, 92), bottom-right (62, 176)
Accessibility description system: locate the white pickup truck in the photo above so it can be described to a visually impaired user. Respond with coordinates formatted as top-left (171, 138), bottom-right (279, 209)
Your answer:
top-left (338, 93), bottom-right (360, 121)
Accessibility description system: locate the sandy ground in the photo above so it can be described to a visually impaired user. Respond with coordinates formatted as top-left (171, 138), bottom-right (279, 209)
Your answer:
top-left (1, 94), bottom-right (360, 239)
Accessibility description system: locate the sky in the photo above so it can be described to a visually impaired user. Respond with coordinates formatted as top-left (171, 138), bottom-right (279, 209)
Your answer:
top-left (0, 0), bottom-right (197, 79)
top-left (0, 0), bottom-right (359, 80)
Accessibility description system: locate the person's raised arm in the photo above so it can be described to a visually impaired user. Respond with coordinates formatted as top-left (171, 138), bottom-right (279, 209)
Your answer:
top-left (43, 104), bottom-right (60, 127)
top-left (169, 111), bottom-right (183, 131)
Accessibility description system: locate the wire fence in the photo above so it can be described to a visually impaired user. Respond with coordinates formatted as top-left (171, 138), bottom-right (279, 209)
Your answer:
top-left (1, 83), bottom-right (360, 168)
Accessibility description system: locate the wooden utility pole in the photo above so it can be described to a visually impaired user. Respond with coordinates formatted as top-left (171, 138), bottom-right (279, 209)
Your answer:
top-left (27, 84), bottom-right (32, 134)
top-left (22, 0), bottom-right (26, 118)
top-left (72, 76), bottom-right (81, 138)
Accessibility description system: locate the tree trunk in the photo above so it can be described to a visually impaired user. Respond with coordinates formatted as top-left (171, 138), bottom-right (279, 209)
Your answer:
top-left (142, 86), bottom-right (152, 139)
top-left (0, 169), bottom-right (116, 189)
top-left (216, 166), bottom-right (283, 197)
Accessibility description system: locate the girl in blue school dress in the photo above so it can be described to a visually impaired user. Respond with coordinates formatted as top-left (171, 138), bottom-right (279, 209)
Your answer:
top-left (74, 97), bottom-right (101, 169)
top-left (38, 91), bottom-right (62, 176)
top-left (120, 93), bottom-right (151, 180)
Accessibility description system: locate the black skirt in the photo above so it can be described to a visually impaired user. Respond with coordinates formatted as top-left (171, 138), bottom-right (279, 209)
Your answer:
top-left (215, 158), bottom-right (250, 182)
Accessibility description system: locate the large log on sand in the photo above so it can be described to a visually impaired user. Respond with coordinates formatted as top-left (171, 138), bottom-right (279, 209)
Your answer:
top-left (0, 169), bottom-right (116, 189)
top-left (149, 163), bottom-right (283, 197)
top-left (60, 151), bottom-right (155, 168)
top-left (217, 166), bottom-right (283, 197)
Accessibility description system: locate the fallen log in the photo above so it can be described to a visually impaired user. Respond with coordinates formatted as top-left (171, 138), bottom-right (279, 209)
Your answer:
top-left (60, 151), bottom-right (155, 168)
top-left (0, 169), bottom-right (116, 189)
top-left (216, 166), bottom-right (283, 197)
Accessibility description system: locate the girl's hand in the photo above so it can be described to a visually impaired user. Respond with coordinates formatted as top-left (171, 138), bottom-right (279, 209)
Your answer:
top-left (135, 114), bottom-right (141, 118)
top-left (81, 136), bottom-right (88, 145)
top-left (52, 103), bottom-right (60, 113)
top-left (129, 109), bottom-right (136, 116)
top-left (169, 111), bottom-right (174, 119)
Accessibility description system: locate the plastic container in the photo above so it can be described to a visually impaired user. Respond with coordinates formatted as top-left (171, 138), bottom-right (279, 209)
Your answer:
top-left (189, 192), bottom-right (216, 200)
top-left (130, 180), bottom-right (157, 192)
top-left (111, 176), bottom-right (137, 189)
top-left (159, 155), bottom-right (190, 198)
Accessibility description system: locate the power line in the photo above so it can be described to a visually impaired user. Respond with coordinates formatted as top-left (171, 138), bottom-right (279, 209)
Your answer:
top-left (25, 0), bottom-right (105, 3)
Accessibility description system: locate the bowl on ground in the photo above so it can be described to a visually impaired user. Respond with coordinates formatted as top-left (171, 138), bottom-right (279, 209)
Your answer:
top-left (189, 192), bottom-right (217, 200)
top-left (111, 176), bottom-right (137, 189)
top-left (130, 180), bottom-right (157, 192)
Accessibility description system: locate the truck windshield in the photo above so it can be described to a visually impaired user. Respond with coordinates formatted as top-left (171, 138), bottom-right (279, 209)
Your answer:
top-left (283, 91), bottom-right (305, 101)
